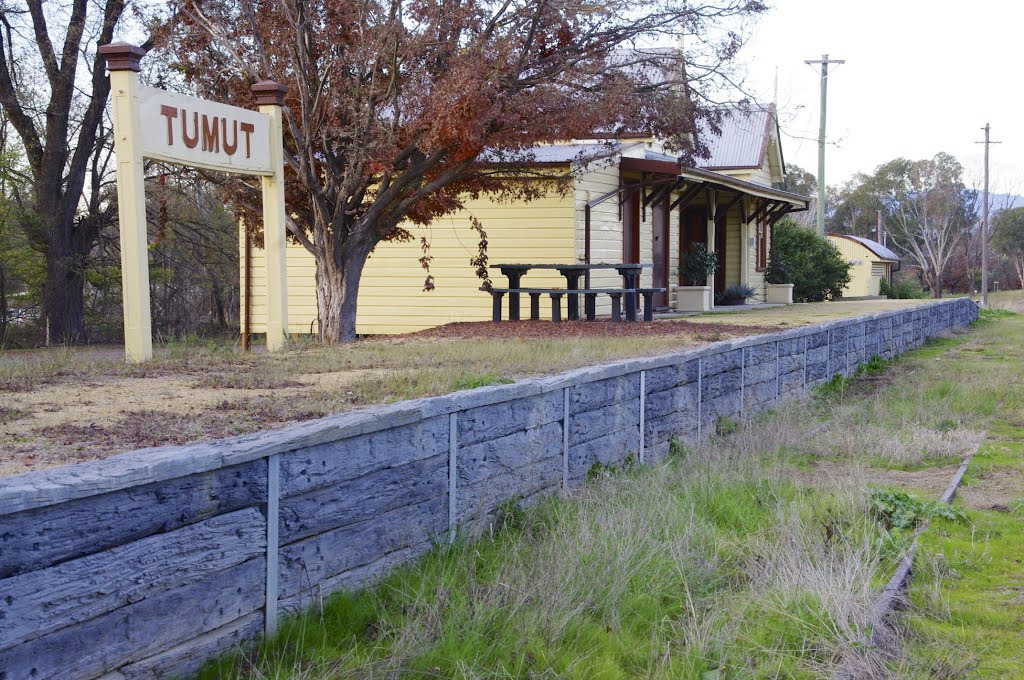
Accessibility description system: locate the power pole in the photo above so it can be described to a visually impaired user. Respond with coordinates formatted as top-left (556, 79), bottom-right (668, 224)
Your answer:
top-left (976, 123), bottom-right (1001, 307)
top-left (805, 54), bottom-right (844, 235)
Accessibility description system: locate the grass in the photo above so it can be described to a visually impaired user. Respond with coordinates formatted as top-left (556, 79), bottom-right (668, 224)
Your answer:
top-left (193, 309), bottom-right (1024, 679)
top-left (199, 463), bottom-right (900, 680)
top-left (899, 308), bottom-right (1024, 677)
top-left (985, 289), bottom-right (1024, 314)
top-left (904, 508), bottom-right (1024, 678)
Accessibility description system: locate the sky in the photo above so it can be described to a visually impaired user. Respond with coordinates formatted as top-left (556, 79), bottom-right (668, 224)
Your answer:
top-left (738, 0), bottom-right (1024, 193)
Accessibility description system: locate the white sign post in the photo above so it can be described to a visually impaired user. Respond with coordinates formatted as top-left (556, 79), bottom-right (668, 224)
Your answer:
top-left (99, 42), bottom-right (289, 362)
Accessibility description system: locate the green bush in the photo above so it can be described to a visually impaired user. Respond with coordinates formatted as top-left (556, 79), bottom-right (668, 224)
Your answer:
top-left (880, 277), bottom-right (928, 299)
top-left (716, 283), bottom-right (757, 305)
top-left (764, 245), bottom-right (790, 284)
top-left (771, 219), bottom-right (850, 302)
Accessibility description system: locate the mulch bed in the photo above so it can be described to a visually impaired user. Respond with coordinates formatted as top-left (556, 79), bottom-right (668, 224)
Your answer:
top-left (405, 319), bottom-right (778, 340)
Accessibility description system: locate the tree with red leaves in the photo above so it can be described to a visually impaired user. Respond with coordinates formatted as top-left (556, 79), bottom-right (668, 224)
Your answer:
top-left (166, 0), bottom-right (764, 342)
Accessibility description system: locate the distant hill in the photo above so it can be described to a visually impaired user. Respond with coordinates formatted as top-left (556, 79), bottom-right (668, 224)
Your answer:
top-left (978, 193), bottom-right (1024, 215)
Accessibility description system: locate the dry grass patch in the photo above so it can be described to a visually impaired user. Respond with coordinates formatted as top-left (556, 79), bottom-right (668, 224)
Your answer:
top-left (1, 332), bottom-right (761, 475)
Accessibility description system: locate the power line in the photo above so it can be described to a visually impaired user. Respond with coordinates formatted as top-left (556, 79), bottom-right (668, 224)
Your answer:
top-left (804, 54), bottom-right (844, 234)
top-left (975, 123), bottom-right (1002, 307)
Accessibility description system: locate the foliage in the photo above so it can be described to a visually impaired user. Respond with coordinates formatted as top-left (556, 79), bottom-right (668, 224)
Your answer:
top-left (0, 135), bottom-right (45, 347)
top-left (715, 415), bottom-right (739, 436)
top-left (764, 242), bottom-right (791, 284)
top-left (879, 276), bottom-right (928, 299)
top-left (856, 354), bottom-right (889, 377)
top-left (0, 0), bottom-right (143, 343)
top-left (992, 206), bottom-right (1024, 289)
top-left (167, 0), bottom-right (767, 342)
top-left (784, 163), bottom-right (817, 197)
top-left (716, 283), bottom-right (757, 304)
top-left (981, 307), bottom-right (1018, 319)
top-left (782, 164), bottom-right (818, 228)
top-left (449, 372), bottom-right (514, 391)
top-left (679, 242), bottom-right (718, 286)
top-left (869, 488), bottom-right (963, 531)
top-left (772, 218), bottom-right (850, 302)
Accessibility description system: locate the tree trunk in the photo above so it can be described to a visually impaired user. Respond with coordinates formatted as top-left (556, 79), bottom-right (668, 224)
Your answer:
top-left (42, 245), bottom-right (87, 344)
top-left (315, 247), bottom-right (370, 343)
top-left (0, 265), bottom-right (7, 342)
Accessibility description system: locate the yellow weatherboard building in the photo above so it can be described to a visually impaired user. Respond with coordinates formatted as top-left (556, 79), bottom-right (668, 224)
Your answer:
top-left (826, 233), bottom-right (901, 298)
top-left (242, 106), bottom-right (811, 336)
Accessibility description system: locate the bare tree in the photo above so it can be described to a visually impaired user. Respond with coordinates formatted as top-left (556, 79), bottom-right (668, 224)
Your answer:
top-left (0, 0), bottom-right (141, 343)
top-left (882, 154), bottom-right (976, 298)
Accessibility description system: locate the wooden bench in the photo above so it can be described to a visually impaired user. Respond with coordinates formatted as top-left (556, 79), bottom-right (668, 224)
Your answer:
top-left (486, 287), bottom-right (665, 322)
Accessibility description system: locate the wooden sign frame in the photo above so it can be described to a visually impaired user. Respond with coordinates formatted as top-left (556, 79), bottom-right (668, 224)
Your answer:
top-left (100, 42), bottom-right (289, 363)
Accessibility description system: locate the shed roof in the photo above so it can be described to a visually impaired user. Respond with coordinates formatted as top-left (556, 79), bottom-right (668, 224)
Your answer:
top-left (697, 107), bottom-right (777, 171)
top-left (827, 233), bottom-right (901, 262)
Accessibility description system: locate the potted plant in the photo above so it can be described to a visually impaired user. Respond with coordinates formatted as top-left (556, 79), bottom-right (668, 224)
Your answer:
top-left (764, 245), bottom-right (794, 304)
top-left (717, 283), bottom-right (757, 306)
top-left (676, 243), bottom-right (717, 312)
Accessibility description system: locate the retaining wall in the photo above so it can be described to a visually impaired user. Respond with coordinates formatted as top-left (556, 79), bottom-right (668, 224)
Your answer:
top-left (0, 298), bottom-right (978, 679)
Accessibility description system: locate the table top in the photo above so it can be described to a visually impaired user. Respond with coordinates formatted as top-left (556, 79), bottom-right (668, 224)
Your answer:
top-left (491, 263), bottom-right (651, 271)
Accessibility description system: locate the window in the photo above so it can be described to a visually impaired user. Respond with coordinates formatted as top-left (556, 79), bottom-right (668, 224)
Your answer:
top-left (755, 219), bottom-right (767, 271)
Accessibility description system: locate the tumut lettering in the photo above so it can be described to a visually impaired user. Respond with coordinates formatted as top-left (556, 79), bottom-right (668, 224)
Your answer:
top-left (152, 103), bottom-right (258, 160)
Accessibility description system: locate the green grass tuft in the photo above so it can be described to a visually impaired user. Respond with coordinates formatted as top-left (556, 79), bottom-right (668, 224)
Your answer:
top-left (448, 372), bottom-right (515, 391)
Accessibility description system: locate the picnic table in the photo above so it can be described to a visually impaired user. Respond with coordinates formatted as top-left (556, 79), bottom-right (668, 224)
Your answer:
top-left (488, 263), bottom-right (660, 322)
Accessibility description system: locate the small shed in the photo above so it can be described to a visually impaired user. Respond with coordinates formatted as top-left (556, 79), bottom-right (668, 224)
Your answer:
top-left (826, 233), bottom-right (901, 297)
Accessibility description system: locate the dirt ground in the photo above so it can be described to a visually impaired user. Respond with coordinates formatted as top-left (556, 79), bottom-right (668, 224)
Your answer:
top-left (798, 461), bottom-right (960, 501)
top-left (0, 298), bottom-right (934, 477)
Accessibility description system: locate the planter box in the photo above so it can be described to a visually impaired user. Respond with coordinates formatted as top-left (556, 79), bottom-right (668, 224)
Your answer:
top-left (765, 283), bottom-right (794, 305)
top-left (675, 285), bottom-right (712, 312)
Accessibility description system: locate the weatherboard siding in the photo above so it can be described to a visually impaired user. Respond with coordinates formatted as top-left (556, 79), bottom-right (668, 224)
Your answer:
top-left (829, 235), bottom-right (885, 297)
top-left (242, 191), bottom-right (576, 335)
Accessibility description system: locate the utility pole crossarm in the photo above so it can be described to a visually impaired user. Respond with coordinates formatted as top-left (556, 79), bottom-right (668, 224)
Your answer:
top-left (805, 53), bottom-right (845, 235)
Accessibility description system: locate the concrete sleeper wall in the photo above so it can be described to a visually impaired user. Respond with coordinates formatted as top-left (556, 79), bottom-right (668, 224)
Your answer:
top-left (0, 299), bottom-right (978, 680)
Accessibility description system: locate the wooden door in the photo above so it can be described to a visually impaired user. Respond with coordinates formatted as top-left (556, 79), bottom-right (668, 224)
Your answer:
top-left (651, 198), bottom-right (670, 309)
top-left (679, 206), bottom-right (707, 285)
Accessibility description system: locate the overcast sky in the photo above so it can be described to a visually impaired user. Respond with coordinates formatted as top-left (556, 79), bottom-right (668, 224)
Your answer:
top-left (739, 0), bottom-right (1022, 193)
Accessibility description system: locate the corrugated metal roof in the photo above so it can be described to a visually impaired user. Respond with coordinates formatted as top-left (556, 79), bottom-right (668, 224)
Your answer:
top-left (697, 107), bottom-right (774, 170)
top-left (645, 149), bottom-right (679, 163)
top-left (480, 143), bottom-right (621, 164)
top-left (828, 233), bottom-right (901, 262)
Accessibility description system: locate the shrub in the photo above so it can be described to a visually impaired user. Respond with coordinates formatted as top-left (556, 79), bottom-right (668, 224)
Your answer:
top-left (880, 277), bottom-right (928, 299)
top-left (764, 245), bottom-right (791, 284)
top-left (679, 243), bottom-right (718, 286)
top-left (716, 283), bottom-right (757, 305)
top-left (771, 219), bottom-right (851, 302)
